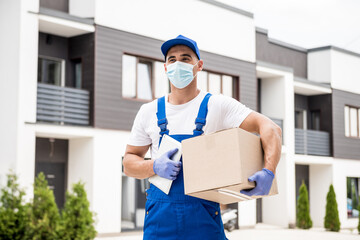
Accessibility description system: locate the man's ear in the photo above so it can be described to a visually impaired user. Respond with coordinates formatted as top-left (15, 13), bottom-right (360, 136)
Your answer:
top-left (198, 59), bottom-right (204, 71)
top-left (164, 62), bottom-right (167, 72)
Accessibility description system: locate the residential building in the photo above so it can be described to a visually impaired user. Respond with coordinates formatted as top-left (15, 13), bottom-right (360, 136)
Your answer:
top-left (0, 0), bottom-right (359, 235)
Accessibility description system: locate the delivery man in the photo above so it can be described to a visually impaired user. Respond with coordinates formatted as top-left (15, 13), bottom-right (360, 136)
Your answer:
top-left (123, 35), bottom-right (282, 240)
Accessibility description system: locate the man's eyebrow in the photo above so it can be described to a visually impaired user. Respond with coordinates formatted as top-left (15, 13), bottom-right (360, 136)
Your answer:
top-left (167, 56), bottom-right (176, 61)
top-left (180, 54), bottom-right (192, 58)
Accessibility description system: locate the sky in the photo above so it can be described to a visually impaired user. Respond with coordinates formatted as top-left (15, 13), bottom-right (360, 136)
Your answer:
top-left (217, 0), bottom-right (360, 53)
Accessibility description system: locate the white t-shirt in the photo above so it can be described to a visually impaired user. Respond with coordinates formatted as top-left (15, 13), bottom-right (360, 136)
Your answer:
top-left (128, 90), bottom-right (253, 158)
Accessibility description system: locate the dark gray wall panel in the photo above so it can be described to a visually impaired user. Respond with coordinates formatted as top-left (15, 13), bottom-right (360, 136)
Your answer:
top-left (40, 0), bottom-right (68, 12)
top-left (38, 33), bottom-right (71, 82)
top-left (295, 94), bottom-right (308, 110)
top-left (308, 94), bottom-right (332, 133)
top-left (332, 89), bottom-right (360, 160)
top-left (69, 33), bottom-right (95, 125)
top-left (39, 32), bottom-right (95, 125)
top-left (35, 138), bottom-right (68, 163)
top-left (95, 26), bottom-right (257, 130)
top-left (256, 32), bottom-right (307, 78)
top-left (201, 52), bottom-right (257, 111)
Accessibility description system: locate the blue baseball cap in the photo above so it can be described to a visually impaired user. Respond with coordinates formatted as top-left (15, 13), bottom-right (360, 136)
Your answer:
top-left (161, 35), bottom-right (200, 60)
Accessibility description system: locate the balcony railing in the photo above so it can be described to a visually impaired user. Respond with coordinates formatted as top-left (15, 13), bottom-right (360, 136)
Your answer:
top-left (295, 129), bottom-right (330, 156)
top-left (37, 83), bottom-right (90, 126)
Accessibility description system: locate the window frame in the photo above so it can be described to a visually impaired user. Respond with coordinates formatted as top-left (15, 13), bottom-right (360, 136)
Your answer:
top-left (136, 58), bottom-right (154, 101)
top-left (295, 109), bottom-right (307, 130)
top-left (122, 53), bottom-right (167, 102)
top-left (309, 109), bottom-right (321, 131)
top-left (198, 69), bottom-right (239, 100)
top-left (38, 55), bottom-right (66, 87)
top-left (344, 105), bottom-right (360, 139)
top-left (121, 53), bottom-right (240, 102)
top-left (346, 176), bottom-right (360, 219)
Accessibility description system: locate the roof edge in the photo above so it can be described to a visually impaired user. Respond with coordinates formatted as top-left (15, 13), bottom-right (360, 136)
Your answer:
top-left (309, 45), bottom-right (360, 58)
top-left (256, 27), bottom-right (268, 35)
top-left (38, 7), bottom-right (94, 25)
top-left (268, 38), bottom-right (308, 53)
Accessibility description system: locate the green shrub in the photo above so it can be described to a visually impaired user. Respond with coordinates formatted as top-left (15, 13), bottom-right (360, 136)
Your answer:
top-left (296, 181), bottom-right (312, 229)
top-left (29, 172), bottom-right (60, 239)
top-left (324, 184), bottom-right (340, 232)
top-left (58, 182), bottom-right (96, 240)
top-left (0, 172), bottom-right (31, 240)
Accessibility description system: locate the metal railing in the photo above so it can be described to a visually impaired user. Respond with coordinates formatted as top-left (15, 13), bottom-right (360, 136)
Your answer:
top-left (295, 129), bottom-right (330, 156)
top-left (36, 83), bottom-right (90, 126)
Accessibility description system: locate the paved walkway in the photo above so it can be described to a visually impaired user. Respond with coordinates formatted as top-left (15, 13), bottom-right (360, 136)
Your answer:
top-left (96, 224), bottom-right (360, 240)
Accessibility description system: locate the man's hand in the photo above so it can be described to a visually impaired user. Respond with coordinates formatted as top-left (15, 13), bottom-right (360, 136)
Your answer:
top-left (240, 168), bottom-right (274, 196)
top-left (153, 148), bottom-right (181, 180)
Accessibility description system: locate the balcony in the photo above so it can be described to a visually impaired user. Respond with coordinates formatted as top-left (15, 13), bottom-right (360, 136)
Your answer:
top-left (36, 83), bottom-right (90, 126)
top-left (295, 129), bottom-right (331, 156)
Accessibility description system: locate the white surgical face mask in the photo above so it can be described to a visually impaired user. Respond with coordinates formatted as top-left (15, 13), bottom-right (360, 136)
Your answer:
top-left (166, 61), bottom-right (199, 89)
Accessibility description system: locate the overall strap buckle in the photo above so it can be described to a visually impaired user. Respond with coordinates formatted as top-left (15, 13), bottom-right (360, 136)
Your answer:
top-left (157, 118), bottom-right (169, 136)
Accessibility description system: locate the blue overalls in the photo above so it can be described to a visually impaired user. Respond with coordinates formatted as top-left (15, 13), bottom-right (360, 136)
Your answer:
top-left (143, 93), bottom-right (228, 240)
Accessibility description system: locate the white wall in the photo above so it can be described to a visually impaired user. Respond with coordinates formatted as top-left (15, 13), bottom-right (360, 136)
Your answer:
top-left (38, 124), bottom-right (130, 234)
top-left (68, 137), bottom-right (95, 205)
top-left (309, 164), bottom-right (333, 227)
top-left (308, 50), bottom-right (331, 84)
top-left (238, 199), bottom-right (256, 227)
top-left (69, 0), bottom-right (95, 18)
top-left (92, 129), bottom-right (128, 233)
top-left (332, 158), bottom-right (360, 229)
top-left (0, 0), bottom-right (38, 196)
top-left (257, 65), bottom-right (296, 228)
top-left (260, 77), bottom-right (285, 119)
top-left (94, 0), bottom-right (255, 63)
top-left (331, 50), bottom-right (360, 94)
top-left (308, 48), bottom-right (360, 94)
top-left (262, 153), bottom-right (295, 227)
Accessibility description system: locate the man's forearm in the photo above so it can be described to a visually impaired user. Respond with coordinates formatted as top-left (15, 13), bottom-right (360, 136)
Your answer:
top-left (259, 122), bottom-right (282, 174)
top-left (123, 154), bottom-right (155, 179)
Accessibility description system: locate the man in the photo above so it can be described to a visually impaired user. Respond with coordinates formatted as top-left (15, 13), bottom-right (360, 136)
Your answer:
top-left (123, 35), bottom-right (282, 240)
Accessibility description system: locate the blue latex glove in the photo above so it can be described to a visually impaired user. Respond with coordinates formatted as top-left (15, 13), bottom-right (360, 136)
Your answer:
top-left (153, 148), bottom-right (181, 180)
top-left (240, 168), bottom-right (274, 196)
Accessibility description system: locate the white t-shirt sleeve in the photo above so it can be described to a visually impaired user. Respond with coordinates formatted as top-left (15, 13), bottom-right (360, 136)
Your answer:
top-left (128, 105), bottom-right (152, 146)
top-left (220, 95), bottom-right (253, 129)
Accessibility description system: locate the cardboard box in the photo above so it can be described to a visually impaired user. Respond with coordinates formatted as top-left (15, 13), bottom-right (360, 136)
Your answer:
top-left (181, 127), bottom-right (278, 204)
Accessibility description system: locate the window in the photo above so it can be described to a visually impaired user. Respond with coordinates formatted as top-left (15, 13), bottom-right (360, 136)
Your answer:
top-left (344, 106), bottom-right (360, 138)
top-left (122, 54), bottom-right (169, 100)
top-left (71, 59), bottom-right (82, 89)
top-left (309, 110), bottom-right (321, 130)
top-left (347, 177), bottom-right (360, 218)
top-left (122, 54), bottom-right (237, 100)
top-left (38, 56), bottom-right (65, 86)
top-left (197, 71), bottom-right (237, 98)
top-left (295, 110), bottom-right (306, 129)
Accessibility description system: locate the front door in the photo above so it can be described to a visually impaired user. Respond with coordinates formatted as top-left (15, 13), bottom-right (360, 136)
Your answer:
top-left (35, 137), bottom-right (68, 209)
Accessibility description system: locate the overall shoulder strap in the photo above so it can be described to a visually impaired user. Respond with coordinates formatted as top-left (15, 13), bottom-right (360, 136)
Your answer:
top-left (193, 93), bottom-right (212, 136)
top-left (156, 96), bottom-right (169, 137)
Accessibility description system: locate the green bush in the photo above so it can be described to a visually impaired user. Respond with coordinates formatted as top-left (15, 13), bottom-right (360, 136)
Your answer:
top-left (296, 181), bottom-right (312, 229)
top-left (58, 182), bottom-right (96, 240)
top-left (0, 172), bottom-right (31, 240)
top-left (324, 184), bottom-right (340, 232)
top-left (29, 172), bottom-right (60, 239)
